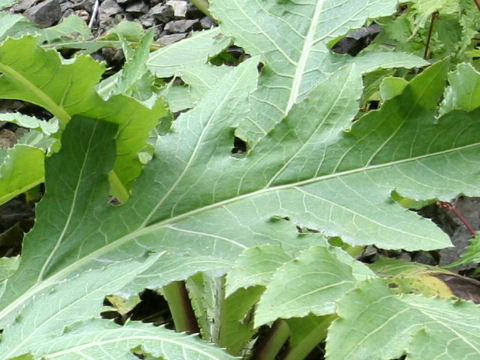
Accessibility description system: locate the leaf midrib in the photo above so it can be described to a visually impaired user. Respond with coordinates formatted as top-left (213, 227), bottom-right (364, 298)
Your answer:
top-left (1, 140), bottom-right (478, 327)
top-left (0, 63), bottom-right (70, 122)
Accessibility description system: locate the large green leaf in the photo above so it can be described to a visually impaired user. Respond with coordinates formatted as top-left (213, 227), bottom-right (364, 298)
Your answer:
top-left (1, 3), bottom-right (480, 358)
top-left (0, 52), bottom-right (475, 338)
top-left (0, 57), bottom-right (259, 328)
top-left (0, 255), bottom-right (234, 359)
top-left (32, 320), bottom-right (236, 360)
top-left (326, 279), bottom-right (480, 360)
top-left (210, 0), bottom-right (429, 145)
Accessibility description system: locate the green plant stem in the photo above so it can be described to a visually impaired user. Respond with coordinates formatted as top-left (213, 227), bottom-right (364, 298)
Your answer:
top-left (251, 320), bottom-right (291, 360)
top-left (190, 0), bottom-right (212, 18)
top-left (283, 315), bottom-right (335, 360)
top-left (0, 63), bottom-right (71, 123)
top-left (162, 281), bottom-right (199, 334)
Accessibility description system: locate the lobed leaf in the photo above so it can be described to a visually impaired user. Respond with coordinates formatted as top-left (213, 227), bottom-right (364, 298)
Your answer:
top-left (326, 279), bottom-right (480, 360)
top-left (254, 246), bottom-right (358, 327)
top-left (210, 0), bottom-right (428, 145)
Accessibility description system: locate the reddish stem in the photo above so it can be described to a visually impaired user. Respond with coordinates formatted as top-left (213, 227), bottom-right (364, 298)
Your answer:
top-left (474, 0), bottom-right (480, 11)
top-left (438, 201), bottom-right (477, 235)
top-left (424, 12), bottom-right (438, 59)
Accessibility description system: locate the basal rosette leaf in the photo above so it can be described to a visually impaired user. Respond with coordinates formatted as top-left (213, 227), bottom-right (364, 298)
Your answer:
top-left (253, 245), bottom-right (374, 327)
top-left (1, 23), bottom-right (479, 359)
top-left (326, 279), bottom-right (480, 360)
top-left (118, 60), bottom-right (469, 256)
top-left (210, 0), bottom-right (429, 145)
top-left (0, 58), bottom-right (260, 328)
top-left (0, 36), bottom-right (167, 200)
top-left (0, 253), bottom-right (235, 360)
top-left (30, 320), bottom-right (237, 360)
top-left (0, 256), bottom-right (160, 358)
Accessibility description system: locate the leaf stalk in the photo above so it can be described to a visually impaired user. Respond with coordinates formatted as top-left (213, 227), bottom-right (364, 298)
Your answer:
top-left (162, 281), bottom-right (200, 334)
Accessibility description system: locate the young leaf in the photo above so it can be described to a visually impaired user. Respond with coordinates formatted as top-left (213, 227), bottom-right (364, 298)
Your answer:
top-left (98, 29), bottom-right (156, 102)
top-left (39, 15), bottom-right (91, 44)
top-left (326, 278), bottom-right (480, 360)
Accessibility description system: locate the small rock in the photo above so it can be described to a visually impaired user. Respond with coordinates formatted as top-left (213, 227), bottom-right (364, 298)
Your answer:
top-left (98, 0), bottom-right (123, 18)
top-left (397, 252), bottom-right (412, 262)
top-left (149, 3), bottom-right (174, 23)
top-left (125, 0), bottom-right (149, 14)
top-left (71, 0), bottom-right (94, 12)
top-left (0, 129), bottom-right (16, 148)
top-left (412, 251), bottom-right (436, 266)
top-left (439, 227), bottom-right (474, 269)
top-left (11, 0), bottom-right (37, 13)
top-left (166, 0), bottom-right (187, 18)
top-left (164, 19), bottom-right (199, 34)
top-left (200, 16), bottom-right (214, 29)
top-left (186, 1), bottom-right (203, 19)
top-left (102, 47), bottom-right (125, 65)
top-left (139, 14), bottom-right (155, 28)
top-left (61, 8), bottom-right (75, 19)
top-left (157, 32), bottom-right (187, 46)
top-left (75, 9), bottom-right (90, 22)
top-left (24, 0), bottom-right (62, 28)
top-left (60, 1), bottom-right (74, 13)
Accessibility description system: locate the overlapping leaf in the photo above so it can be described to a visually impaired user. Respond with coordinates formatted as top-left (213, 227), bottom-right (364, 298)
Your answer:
top-left (326, 279), bottom-right (480, 360)
top-left (210, 0), bottom-right (429, 145)
top-left (0, 254), bottom-right (234, 360)
top-left (1, 2), bottom-right (480, 358)
top-left (0, 57), bottom-right (259, 334)
top-left (0, 36), bottom-right (167, 201)
top-left (3, 54), bottom-right (478, 330)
